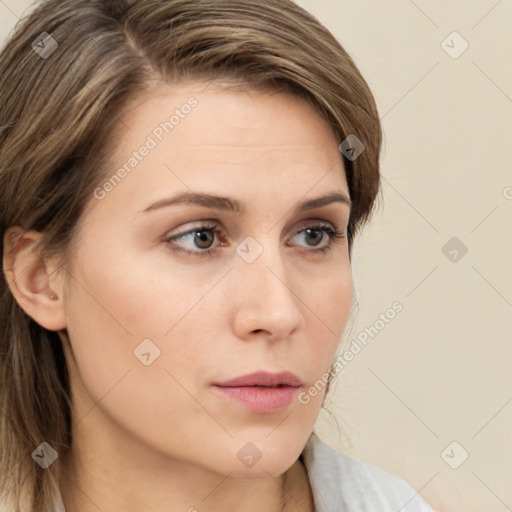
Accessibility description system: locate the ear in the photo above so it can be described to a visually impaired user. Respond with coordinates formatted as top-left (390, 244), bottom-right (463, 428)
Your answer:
top-left (3, 227), bottom-right (67, 331)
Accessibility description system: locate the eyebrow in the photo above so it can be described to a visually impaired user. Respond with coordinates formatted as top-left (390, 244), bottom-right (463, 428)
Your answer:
top-left (141, 191), bottom-right (352, 215)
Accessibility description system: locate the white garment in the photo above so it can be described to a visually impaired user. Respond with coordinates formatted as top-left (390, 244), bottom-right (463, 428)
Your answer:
top-left (302, 433), bottom-right (434, 511)
top-left (53, 433), bottom-right (433, 511)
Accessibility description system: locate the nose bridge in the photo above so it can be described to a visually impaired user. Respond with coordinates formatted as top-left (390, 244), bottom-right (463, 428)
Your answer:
top-left (239, 234), bottom-right (290, 296)
top-left (231, 235), bottom-right (303, 338)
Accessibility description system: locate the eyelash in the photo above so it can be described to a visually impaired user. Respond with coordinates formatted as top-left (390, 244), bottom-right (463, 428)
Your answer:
top-left (163, 222), bottom-right (346, 258)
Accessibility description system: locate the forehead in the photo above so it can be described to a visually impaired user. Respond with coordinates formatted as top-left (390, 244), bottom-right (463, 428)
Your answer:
top-left (83, 81), bottom-right (349, 222)
top-left (115, 80), bottom-right (341, 160)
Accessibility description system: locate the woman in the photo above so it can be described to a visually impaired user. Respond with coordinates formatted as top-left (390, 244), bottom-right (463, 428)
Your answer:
top-left (0, 0), bottom-right (434, 510)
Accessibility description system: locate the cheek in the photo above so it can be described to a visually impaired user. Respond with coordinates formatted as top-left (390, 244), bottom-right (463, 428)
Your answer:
top-left (296, 269), bottom-right (352, 414)
top-left (66, 242), bottom-right (209, 337)
top-left (62, 251), bottom-right (214, 449)
top-left (305, 264), bottom-right (353, 350)
top-left (62, 239), bottom-right (227, 399)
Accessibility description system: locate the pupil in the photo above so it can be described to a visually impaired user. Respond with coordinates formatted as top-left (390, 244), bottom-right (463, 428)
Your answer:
top-left (195, 230), bottom-right (214, 249)
top-left (306, 228), bottom-right (322, 246)
top-left (192, 228), bottom-right (324, 250)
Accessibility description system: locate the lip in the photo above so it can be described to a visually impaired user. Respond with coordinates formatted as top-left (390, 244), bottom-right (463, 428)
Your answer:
top-left (212, 371), bottom-right (303, 414)
top-left (214, 371), bottom-right (303, 388)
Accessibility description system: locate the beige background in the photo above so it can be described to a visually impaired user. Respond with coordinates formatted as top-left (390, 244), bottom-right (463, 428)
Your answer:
top-left (1, 1), bottom-right (511, 511)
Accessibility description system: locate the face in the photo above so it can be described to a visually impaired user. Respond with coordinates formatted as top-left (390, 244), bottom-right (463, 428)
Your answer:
top-left (59, 81), bottom-right (353, 478)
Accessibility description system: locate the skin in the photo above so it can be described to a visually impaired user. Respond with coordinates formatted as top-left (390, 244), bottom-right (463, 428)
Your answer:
top-left (4, 81), bottom-right (354, 511)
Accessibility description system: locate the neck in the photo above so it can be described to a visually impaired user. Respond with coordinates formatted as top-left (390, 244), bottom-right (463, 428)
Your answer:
top-left (58, 356), bottom-right (315, 512)
top-left (58, 426), bottom-right (314, 512)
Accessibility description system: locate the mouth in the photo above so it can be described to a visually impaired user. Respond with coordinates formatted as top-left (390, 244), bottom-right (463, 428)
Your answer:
top-left (212, 371), bottom-right (303, 414)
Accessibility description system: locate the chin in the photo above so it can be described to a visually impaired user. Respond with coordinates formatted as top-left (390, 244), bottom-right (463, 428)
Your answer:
top-left (218, 424), bottom-right (312, 478)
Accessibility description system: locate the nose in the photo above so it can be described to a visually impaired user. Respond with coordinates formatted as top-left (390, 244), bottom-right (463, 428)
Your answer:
top-left (230, 242), bottom-right (305, 342)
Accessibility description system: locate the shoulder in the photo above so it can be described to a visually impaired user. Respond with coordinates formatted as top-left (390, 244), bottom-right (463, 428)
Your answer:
top-left (301, 434), bottom-right (434, 512)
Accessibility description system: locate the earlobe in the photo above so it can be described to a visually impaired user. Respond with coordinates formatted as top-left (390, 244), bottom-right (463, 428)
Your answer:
top-left (3, 227), bottom-right (67, 331)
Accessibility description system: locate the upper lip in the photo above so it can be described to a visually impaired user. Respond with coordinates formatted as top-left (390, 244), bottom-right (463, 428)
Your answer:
top-left (213, 371), bottom-right (303, 388)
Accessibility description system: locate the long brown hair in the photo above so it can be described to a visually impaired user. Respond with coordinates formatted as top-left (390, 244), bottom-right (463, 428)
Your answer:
top-left (0, 0), bottom-right (382, 509)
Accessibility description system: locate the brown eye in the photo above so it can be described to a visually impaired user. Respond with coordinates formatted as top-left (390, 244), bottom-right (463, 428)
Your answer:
top-left (290, 223), bottom-right (345, 253)
top-left (191, 229), bottom-right (215, 249)
top-left (164, 222), bottom-right (222, 257)
top-left (303, 228), bottom-right (325, 247)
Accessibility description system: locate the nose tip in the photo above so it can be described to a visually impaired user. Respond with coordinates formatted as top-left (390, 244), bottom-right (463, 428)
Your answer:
top-left (231, 255), bottom-right (304, 342)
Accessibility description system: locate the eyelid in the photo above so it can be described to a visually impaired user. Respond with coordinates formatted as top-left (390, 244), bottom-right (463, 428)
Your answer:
top-left (162, 217), bottom-right (346, 257)
top-left (163, 215), bottom-right (344, 241)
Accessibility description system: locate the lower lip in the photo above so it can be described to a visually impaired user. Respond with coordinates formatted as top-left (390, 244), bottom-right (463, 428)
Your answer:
top-left (212, 385), bottom-right (300, 414)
